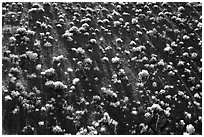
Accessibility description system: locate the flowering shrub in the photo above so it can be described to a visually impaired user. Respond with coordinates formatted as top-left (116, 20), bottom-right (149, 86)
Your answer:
top-left (111, 56), bottom-right (120, 64)
top-left (138, 70), bottom-right (149, 83)
top-left (53, 81), bottom-right (67, 90)
top-left (52, 125), bottom-right (64, 134)
top-left (26, 51), bottom-right (38, 61)
top-left (186, 124), bottom-right (195, 135)
top-left (101, 87), bottom-right (117, 98)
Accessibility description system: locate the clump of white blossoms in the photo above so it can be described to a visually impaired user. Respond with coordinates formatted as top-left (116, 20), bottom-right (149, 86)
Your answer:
top-left (101, 87), bottom-right (117, 98)
top-left (183, 34), bottom-right (190, 40)
top-left (27, 29), bottom-right (36, 36)
top-left (11, 90), bottom-right (20, 97)
top-left (4, 95), bottom-right (12, 101)
top-left (16, 27), bottom-right (26, 34)
top-left (36, 64), bottom-right (42, 70)
top-left (191, 52), bottom-right (198, 59)
top-left (116, 38), bottom-right (123, 43)
top-left (67, 68), bottom-right (73, 72)
top-left (89, 38), bottom-right (97, 44)
top-left (186, 124), bottom-right (195, 135)
top-left (119, 68), bottom-right (125, 75)
top-left (38, 121), bottom-right (44, 126)
top-left (138, 69), bottom-right (149, 77)
top-left (111, 56), bottom-right (120, 63)
top-left (132, 46), bottom-right (142, 52)
top-left (157, 59), bottom-right (165, 66)
top-left (69, 26), bottom-right (79, 33)
top-left (54, 81), bottom-right (67, 90)
top-left (52, 125), bottom-right (63, 133)
top-left (84, 58), bottom-right (92, 64)
top-left (10, 67), bottom-right (20, 74)
top-left (132, 18), bottom-right (138, 24)
top-left (10, 54), bottom-right (18, 60)
top-left (113, 21), bottom-right (121, 27)
top-left (41, 68), bottom-right (55, 76)
top-left (101, 56), bottom-right (109, 62)
top-left (45, 80), bottom-right (55, 88)
top-left (77, 47), bottom-right (85, 54)
top-left (147, 103), bottom-right (163, 112)
top-left (26, 51), bottom-right (38, 61)
top-left (164, 45), bottom-right (173, 53)
top-left (9, 36), bottom-right (16, 43)
top-left (144, 112), bottom-right (152, 119)
top-left (53, 55), bottom-right (64, 62)
top-left (73, 78), bottom-right (80, 85)
top-left (129, 40), bottom-right (136, 46)
top-left (138, 69), bottom-right (150, 82)
top-left (43, 41), bottom-right (53, 48)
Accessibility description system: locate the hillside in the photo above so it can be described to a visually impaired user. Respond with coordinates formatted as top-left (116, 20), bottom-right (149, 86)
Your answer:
top-left (2, 2), bottom-right (202, 135)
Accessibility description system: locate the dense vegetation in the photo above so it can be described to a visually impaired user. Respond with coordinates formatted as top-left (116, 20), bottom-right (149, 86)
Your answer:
top-left (2, 2), bottom-right (202, 135)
